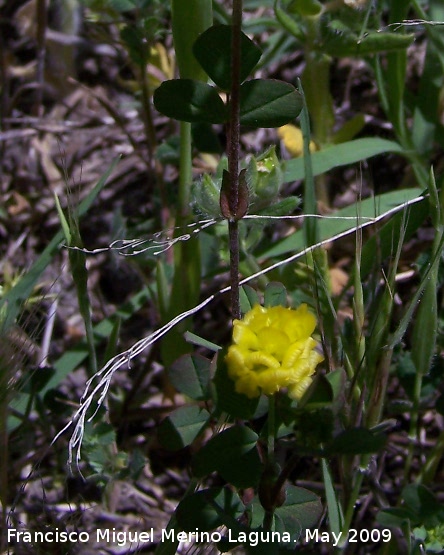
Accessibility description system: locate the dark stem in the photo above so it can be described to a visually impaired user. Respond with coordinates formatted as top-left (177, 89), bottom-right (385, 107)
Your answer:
top-left (229, 0), bottom-right (242, 215)
top-left (263, 510), bottom-right (274, 531)
top-left (228, 221), bottom-right (240, 319)
top-left (227, 0), bottom-right (243, 320)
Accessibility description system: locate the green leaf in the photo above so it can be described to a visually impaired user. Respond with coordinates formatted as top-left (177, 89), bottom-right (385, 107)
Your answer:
top-left (298, 85), bottom-right (318, 246)
top-left (320, 25), bottom-right (414, 57)
top-left (411, 271), bottom-right (439, 375)
top-left (402, 484), bottom-right (444, 527)
top-left (322, 459), bottom-right (343, 537)
top-left (192, 172), bottom-right (222, 217)
top-left (288, 0), bottom-right (322, 16)
top-left (326, 427), bottom-right (386, 455)
top-left (53, 193), bottom-right (71, 244)
top-left (275, 485), bottom-right (323, 532)
top-left (325, 368), bottom-right (347, 409)
top-left (331, 113), bottom-right (366, 144)
top-left (273, 513), bottom-right (301, 550)
top-left (154, 513), bottom-right (180, 555)
top-left (184, 331), bottom-right (222, 352)
top-left (154, 79), bottom-right (227, 123)
top-left (376, 507), bottom-right (415, 528)
top-left (412, 3), bottom-right (444, 154)
top-left (176, 487), bottom-right (244, 532)
top-left (283, 138), bottom-right (404, 182)
top-left (264, 282), bottom-right (287, 307)
top-left (124, 448), bottom-right (146, 480)
top-left (274, 2), bottom-right (306, 42)
top-left (213, 354), bottom-right (259, 419)
top-left (220, 447), bottom-right (263, 489)
top-left (158, 405), bottom-right (210, 450)
top-left (169, 354), bottom-right (212, 400)
top-left (193, 25), bottom-right (262, 91)
top-left (302, 375), bottom-right (334, 407)
top-left (411, 171), bottom-right (442, 375)
top-left (253, 145), bottom-right (283, 202)
top-left (240, 285), bottom-right (260, 314)
top-left (192, 425), bottom-right (262, 488)
top-left (260, 187), bottom-right (424, 259)
top-left (156, 135), bottom-right (180, 165)
top-left (239, 79), bottom-right (302, 128)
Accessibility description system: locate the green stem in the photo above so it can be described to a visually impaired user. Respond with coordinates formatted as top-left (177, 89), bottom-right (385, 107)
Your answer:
top-left (299, 80), bottom-right (319, 246)
top-left (140, 65), bottom-right (157, 156)
top-left (298, 10), bottom-right (336, 208)
top-left (337, 467), bottom-right (365, 548)
top-left (178, 121), bottom-right (192, 223)
top-left (160, 121), bottom-right (199, 367)
top-left (262, 395), bottom-right (276, 531)
top-left (403, 371), bottom-right (423, 484)
top-left (301, 18), bottom-right (334, 208)
top-left (365, 346), bottom-right (393, 430)
top-left (71, 248), bottom-right (98, 376)
top-left (405, 220), bottom-right (443, 482)
top-left (418, 429), bottom-right (444, 485)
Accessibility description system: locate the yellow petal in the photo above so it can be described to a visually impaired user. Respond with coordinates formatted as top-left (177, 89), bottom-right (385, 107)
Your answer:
top-left (257, 328), bottom-right (289, 358)
top-left (288, 377), bottom-right (313, 400)
top-left (246, 351), bottom-right (280, 372)
top-left (277, 124), bottom-right (317, 158)
top-left (233, 323), bottom-right (258, 349)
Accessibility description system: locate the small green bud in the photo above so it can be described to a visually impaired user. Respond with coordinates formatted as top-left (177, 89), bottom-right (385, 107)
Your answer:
top-left (255, 146), bottom-right (283, 202)
top-left (191, 173), bottom-right (221, 217)
top-left (241, 224), bottom-right (263, 251)
top-left (216, 156), bottom-right (229, 179)
top-left (245, 156), bottom-right (259, 194)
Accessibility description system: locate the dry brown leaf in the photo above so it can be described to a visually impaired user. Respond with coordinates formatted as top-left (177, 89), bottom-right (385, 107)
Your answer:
top-left (8, 191), bottom-right (31, 216)
top-left (330, 266), bottom-right (349, 296)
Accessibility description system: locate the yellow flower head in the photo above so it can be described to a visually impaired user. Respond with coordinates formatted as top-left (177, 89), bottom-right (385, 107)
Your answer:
top-left (225, 304), bottom-right (324, 400)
